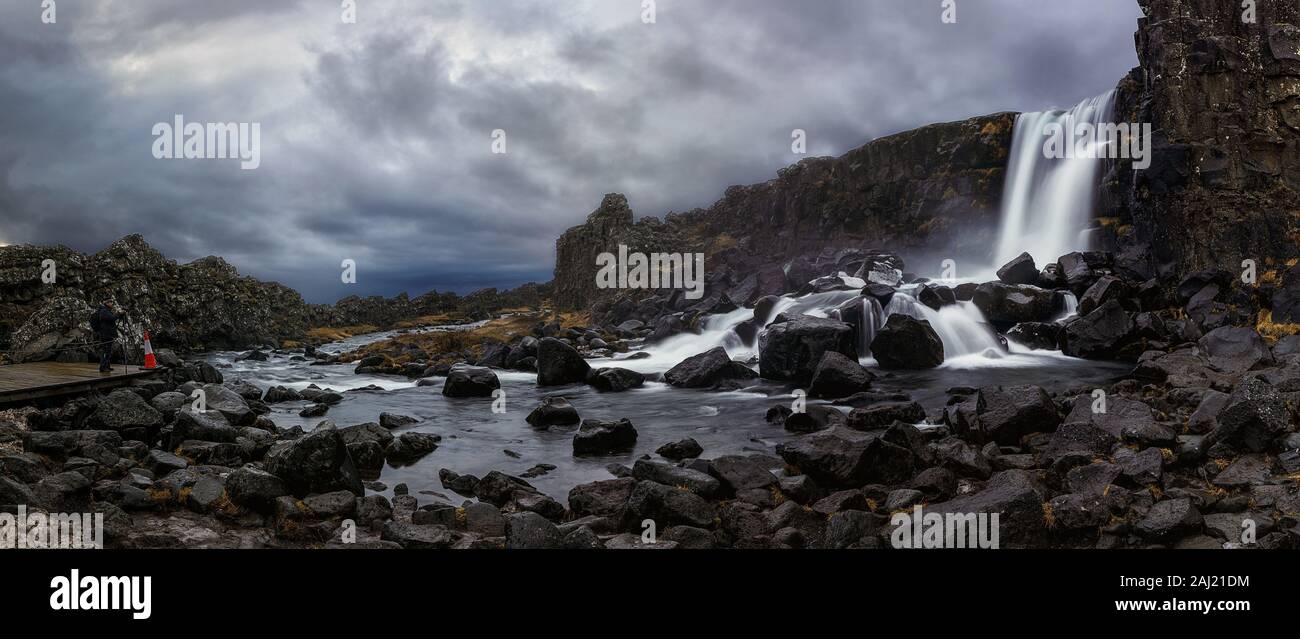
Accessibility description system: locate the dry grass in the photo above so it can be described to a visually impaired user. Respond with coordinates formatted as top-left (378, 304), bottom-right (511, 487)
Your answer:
top-left (343, 308), bottom-right (591, 362)
top-left (1256, 310), bottom-right (1300, 343)
top-left (304, 325), bottom-right (380, 344)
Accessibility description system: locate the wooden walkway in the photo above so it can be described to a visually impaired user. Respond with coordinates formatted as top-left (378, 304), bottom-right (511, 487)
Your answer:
top-left (0, 362), bottom-right (159, 404)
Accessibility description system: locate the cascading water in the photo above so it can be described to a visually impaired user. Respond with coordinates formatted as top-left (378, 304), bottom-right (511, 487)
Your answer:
top-left (994, 90), bottom-right (1117, 268)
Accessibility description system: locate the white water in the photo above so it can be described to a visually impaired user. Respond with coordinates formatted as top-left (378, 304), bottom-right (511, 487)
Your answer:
top-left (994, 90), bottom-right (1116, 268)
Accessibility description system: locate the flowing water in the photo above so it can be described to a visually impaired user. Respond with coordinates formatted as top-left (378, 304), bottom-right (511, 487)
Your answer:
top-left (204, 93), bottom-right (1126, 503)
top-left (994, 90), bottom-right (1117, 268)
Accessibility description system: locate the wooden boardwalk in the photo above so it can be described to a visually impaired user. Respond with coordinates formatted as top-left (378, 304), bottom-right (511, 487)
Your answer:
top-left (0, 362), bottom-right (159, 404)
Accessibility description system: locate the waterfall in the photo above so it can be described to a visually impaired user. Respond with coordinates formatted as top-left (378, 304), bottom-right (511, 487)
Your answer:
top-left (994, 90), bottom-right (1117, 268)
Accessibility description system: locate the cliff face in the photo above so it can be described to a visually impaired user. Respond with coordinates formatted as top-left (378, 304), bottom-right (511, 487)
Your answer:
top-left (1104, 0), bottom-right (1300, 282)
top-left (0, 235), bottom-right (316, 355)
top-left (553, 113), bottom-right (1018, 310)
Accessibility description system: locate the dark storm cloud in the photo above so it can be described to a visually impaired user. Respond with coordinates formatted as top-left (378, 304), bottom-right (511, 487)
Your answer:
top-left (0, 0), bottom-right (1143, 302)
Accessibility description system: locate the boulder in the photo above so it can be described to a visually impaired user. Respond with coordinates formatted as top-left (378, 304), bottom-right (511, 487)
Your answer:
top-left (225, 466), bottom-right (289, 513)
top-left (926, 469), bottom-right (1047, 545)
top-left (1060, 300), bottom-right (1134, 359)
top-left (1272, 265), bottom-right (1300, 323)
top-left (379, 412), bottom-right (419, 429)
top-left (870, 314), bottom-right (944, 369)
top-left (171, 408), bottom-right (239, 446)
top-left (200, 383), bottom-right (253, 426)
top-left (758, 315), bottom-right (856, 382)
top-left (846, 401), bottom-right (925, 430)
top-left (1005, 322), bottom-right (1061, 350)
top-left (971, 385), bottom-right (1060, 445)
top-left (632, 459), bottom-right (722, 498)
top-left (536, 338), bottom-right (591, 386)
top-left (996, 252), bottom-right (1039, 285)
top-left (1077, 276), bottom-right (1130, 316)
top-left (384, 432), bottom-right (440, 464)
top-left (505, 512), bottom-right (563, 549)
top-left (808, 351), bottom-right (872, 398)
top-left (586, 367), bottom-right (646, 392)
top-left (442, 364), bottom-right (500, 398)
top-left (1197, 327), bottom-right (1274, 375)
top-left (526, 397), bottom-right (581, 427)
top-left (663, 347), bottom-right (757, 388)
top-left (973, 282), bottom-right (1060, 329)
top-left (1135, 498), bottom-right (1202, 541)
top-left (776, 426), bottom-right (915, 488)
top-left (568, 478), bottom-right (636, 520)
top-left (656, 437), bottom-right (703, 461)
top-left (86, 389), bottom-right (163, 432)
top-left (1206, 378), bottom-right (1289, 453)
top-left (264, 426), bottom-right (365, 497)
top-left (572, 419), bottom-right (638, 455)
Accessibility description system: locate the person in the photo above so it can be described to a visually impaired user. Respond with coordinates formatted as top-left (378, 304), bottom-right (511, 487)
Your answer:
top-left (89, 299), bottom-right (119, 372)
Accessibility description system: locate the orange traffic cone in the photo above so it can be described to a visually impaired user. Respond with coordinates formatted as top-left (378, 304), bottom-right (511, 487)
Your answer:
top-left (142, 330), bottom-right (157, 369)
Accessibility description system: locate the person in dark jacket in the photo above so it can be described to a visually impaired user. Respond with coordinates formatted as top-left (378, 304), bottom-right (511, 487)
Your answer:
top-left (90, 299), bottom-right (119, 372)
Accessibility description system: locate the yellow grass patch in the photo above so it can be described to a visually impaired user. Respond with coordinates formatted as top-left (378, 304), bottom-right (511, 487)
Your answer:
top-left (305, 325), bottom-right (380, 343)
top-left (1256, 310), bottom-right (1300, 342)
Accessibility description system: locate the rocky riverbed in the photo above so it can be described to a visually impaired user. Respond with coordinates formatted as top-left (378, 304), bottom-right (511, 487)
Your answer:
top-left (2, 244), bottom-right (1297, 550)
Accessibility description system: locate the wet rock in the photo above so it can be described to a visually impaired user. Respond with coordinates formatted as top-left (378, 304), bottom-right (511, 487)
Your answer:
top-left (536, 338), bottom-right (591, 386)
top-left (655, 437), bottom-right (703, 461)
top-left (379, 412), bottom-right (418, 429)
top-left (504, 512), bottom-right (563, 549)
top-left (384, 432), bottom-right (439, 464)
top-left (626, 480), bottom-right (715, 528)
top-left (146, 450), bottom-right (189, 477)
top-left (758, 315), bottom-right (856, 382)
top-left (930, 437), bottom-right (992, 479)
top-left (846, 401), bottom-right (925, 431)
top-left (224, 466), bottom-right (289, 513)
top-left (568, 478), bottom-right (636, 520)
top-left (264, 425), bottom-right (365, 497)
top-left (171, 409), bottom-right (239, 446)
top-left (1006, 322), bottom-right (1061, 351)
top-left (1060, 300), bottom-right (1134, 360)
top-left (777, 426), bottom-right (915, 488)
top-left (87, 389), bottom-right (163, 432)
top-left (22, 430), bottom-right (121, 460)
top-left (663, 347), bottom-right (756, 388)
top-left (149, 392), bottom-right (187, 421)
top-left (1077, 276), bottom-right (1130, 316)
top-left (587, 367), bottom-right (646, 392)
top-left (823, 510), bottom-right (879, 549)
top-left (1212, 455), bottom-right (1274, 488)
top-left (808, 351), bottom-right (873, 398)
top-left (381, 521), bottom-right (456, 549)
top-left (441, 364), bottom-right (501, 398)
top-left (973, 282), bottom-right (1060, 329)
top-left (1135, 498), bottom-right (1202, 541)
top-left (262, 386), bottom-right (302, 403)
top-left (970, 385), bottom-right (1060, 445)
top-left (572, 419), bottom-right (638, 455)
top-left (870, 314), bottom-right (944, 369)
top-left (1065, 462), bottom-right (1122, 495)
top-left (927, 469), bottom-right (1047, 545)
top-left (996, 252), bottom-right (1039, 285)
top-left (33, 471), bottom-right (92, 511)
top-left (1116, 447), bottom-right (1164, 485)
top-left (633, 459), bottom-right (722, 498)
top-left (1060, 395), bottom-right (1173, 445)
top-left (525, 397), bottom-right (581, 428)
top-left (438, 469), bottom-right (480, 497)
top-left (708, 455), bottom-right (779, 494)
top-left (1206, 378), bottom-right (1289, 453)
top-left (298, 404), bottom-right (329, 418)
top-left (200, 383), bottom-right (253, 426)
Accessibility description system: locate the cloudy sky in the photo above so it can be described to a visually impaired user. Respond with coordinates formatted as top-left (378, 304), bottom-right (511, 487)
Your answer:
top-left (0, 0), bottom-right (1142, 303)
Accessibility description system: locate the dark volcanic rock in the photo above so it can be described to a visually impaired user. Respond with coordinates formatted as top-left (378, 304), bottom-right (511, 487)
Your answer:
top-left (656, 437), bottom-right (703, 461)
top-left (758, 315), bottom-right (856, 382)
top-left (776, 426), bottom-right (915, 488)
top-left (1197, 327), bottom-right (1274, 374)
top-left (86, 389), bottom-right (163, 432)
top-left (587, 367), bottom-right (646, 392)
top-left (808, 351), bottom-right (873, 398)
top-left (971, 385), bottom-right (1061, 445)
top-left (526, 397), bottom-right (581, 427)
top-left (1060, 300), bottom-right (1134, 360)
top-left (973, 282), bottom-right (1059, 329)
top-left (1135, 498), bottom-right (1202, 541)
top-left (664, 347), bottom-right (756, 388)
top-left (572, 419), bottom-right (638, 455)
top-left (996, 252), bottom-right (1039, 285)
top-left (536, 338), bottom-right (591, 386)
top-left (870, 314), bottom-right (944, 370)
top-left (1205, 378), bottom-right (1289, 454)
top-left (1005, 322), bottom-right (1061, 351)
top-left (442, 364), bottom-right (501, 398)
top-left (926, 469), bottom-right (1047, 545)
top-left (264, 425), bottom-right (365, 497)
